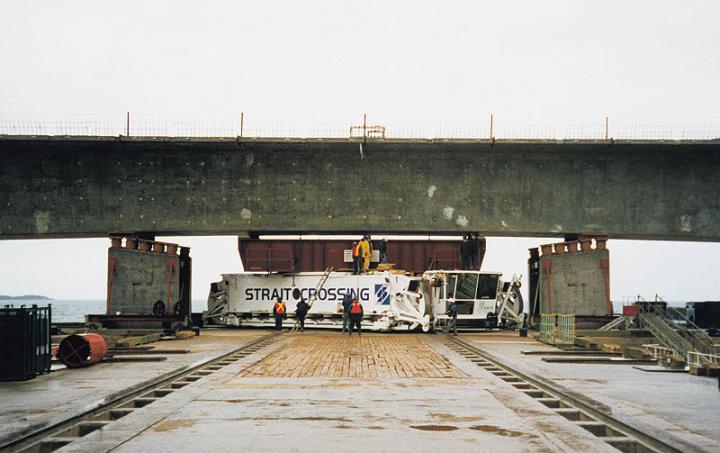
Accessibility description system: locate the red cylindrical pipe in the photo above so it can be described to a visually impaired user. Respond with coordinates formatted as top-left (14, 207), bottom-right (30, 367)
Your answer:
top-left (58, 333), bottom-right (108, 368)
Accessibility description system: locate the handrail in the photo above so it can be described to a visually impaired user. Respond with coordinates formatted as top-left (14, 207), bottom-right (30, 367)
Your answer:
top-left (642, 343), bottom-right (672, 360)
top-left (638, 298), bottom-right (714, 354)
top-left (3, 115), bottom-right (720, 140)
top-left (686, 351), bottom-right (720, 368)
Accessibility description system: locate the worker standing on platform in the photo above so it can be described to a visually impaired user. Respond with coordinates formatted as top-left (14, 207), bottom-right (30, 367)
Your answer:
top-left (341, 292), bottom-right (353, 332)
top-left (295, 298), bottom-right (309, 332)
top-left (359, 235), bottom-right (371, 273)
top-left (460, 234), bottom-right (471, 270)
top-left (273, 298), bottom-right (287, 330)
top-left (469, 233), bottom-right (481, 271)
top-left (379, 238), bottom-right (388, 264)
top-left (446, 298), bottom-right (458, 336)
top-left (349, 298), bottom-right (364, 336)
top-left (351, 241), bottom-right (361, 275)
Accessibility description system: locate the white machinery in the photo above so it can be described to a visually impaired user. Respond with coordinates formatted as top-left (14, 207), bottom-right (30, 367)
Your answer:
top-left (204, 269), bottom-right (525, 332)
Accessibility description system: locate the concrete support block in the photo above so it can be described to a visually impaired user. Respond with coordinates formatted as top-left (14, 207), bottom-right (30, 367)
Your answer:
top-left (622, 346), bottom-right (649, 359)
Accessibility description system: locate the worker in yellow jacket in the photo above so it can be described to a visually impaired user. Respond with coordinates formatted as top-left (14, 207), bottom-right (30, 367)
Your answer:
top-left (359, 235), bottom-right (372, 273)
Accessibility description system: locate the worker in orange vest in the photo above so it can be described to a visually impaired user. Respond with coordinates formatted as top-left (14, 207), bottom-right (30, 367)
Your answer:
top-left (348, 299), bottom-right (364, 336)
top-left (273, 298), bottom-right (287, 331)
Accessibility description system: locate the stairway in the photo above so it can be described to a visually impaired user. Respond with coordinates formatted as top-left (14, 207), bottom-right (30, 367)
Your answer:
top-left (639, 313), bottom-right (695, 357)
top-left (638, 301), bottom-right (714, 357)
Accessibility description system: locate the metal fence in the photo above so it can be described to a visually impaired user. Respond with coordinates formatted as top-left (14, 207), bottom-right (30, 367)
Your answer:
top-left (0, 304), bottom-right (52, 381)
top-left (2, 114), bottom-right (720, 140)
top-left (539, 313), bottom-right (576, 345)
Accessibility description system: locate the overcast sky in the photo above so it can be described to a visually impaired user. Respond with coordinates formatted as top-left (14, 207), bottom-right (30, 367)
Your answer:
top-left (1, 1), bottom-right (719, 306)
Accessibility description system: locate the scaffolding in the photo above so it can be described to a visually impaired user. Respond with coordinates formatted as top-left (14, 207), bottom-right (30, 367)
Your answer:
top-left (539, 314), bottom-right (576, 345)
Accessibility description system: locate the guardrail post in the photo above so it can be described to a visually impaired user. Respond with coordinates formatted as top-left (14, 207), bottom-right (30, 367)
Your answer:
top-left (363, 113), bottom-right (367, 143)
top-left (604, 116), bottom-right (609, 140)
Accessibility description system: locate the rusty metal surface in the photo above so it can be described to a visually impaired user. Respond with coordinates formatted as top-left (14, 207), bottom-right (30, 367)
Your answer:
top-left (238, 238), bottom-right (485, 273)
top-left (57, 333), bottom-right (108, 368)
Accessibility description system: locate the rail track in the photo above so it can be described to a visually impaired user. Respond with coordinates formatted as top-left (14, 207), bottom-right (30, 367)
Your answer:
top-left (0, 332), bottom-right (282, 453)
top-left (439, 334), bottom-right (706, 453)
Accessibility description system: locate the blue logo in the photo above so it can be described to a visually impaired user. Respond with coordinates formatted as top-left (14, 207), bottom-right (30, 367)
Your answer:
top-left (375, 284), bottom-right (390, 305)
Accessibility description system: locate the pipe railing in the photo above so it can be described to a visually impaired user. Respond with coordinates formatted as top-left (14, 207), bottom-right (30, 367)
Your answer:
top-left (2, 114), bottom-right (720, 140)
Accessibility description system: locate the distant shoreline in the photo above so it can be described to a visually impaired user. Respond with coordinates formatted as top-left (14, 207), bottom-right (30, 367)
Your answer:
top-left (0, 295), bottom-right (53, 301)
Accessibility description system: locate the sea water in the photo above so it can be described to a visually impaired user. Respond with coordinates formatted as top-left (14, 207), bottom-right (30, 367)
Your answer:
top-left (1, 299), bottom-right (208, 322)
top-left (3, 298), bottom-right (684, 322)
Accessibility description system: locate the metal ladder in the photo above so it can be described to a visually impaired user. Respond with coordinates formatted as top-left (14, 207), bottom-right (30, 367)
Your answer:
top-left (291, 267), bottom-right (333, 332)
top-left (639, 313), bottom-right (696, 357)
top-left (638, 296), bottom-right (714, 361)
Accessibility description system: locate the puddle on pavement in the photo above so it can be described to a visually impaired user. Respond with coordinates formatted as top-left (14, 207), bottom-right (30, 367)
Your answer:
top-left (469, 424), bottom-right (524, 437)
top-left (428, 412), bottom-right (485, 422)
top-left (153, 419), bottom-right (197, 432)
top-left (410, 425), bottom-right (459, 431)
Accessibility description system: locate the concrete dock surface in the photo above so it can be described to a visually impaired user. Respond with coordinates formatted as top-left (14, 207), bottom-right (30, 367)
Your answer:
top-left (0, 330), bottom-right (267, 447)
top-left (464, 333), bottom-right (720, 452)
top-left (1, 330), bottom-right (717, 452)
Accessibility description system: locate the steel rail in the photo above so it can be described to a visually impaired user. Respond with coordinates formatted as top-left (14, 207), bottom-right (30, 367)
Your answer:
top-left (1, 331), bottom-right (282, 453)
top-left (441, 334), bottom-right (707, 453)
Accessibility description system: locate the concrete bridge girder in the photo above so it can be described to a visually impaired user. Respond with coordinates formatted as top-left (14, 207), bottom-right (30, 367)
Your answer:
top-left (1, 136), bottom-right (719, 240)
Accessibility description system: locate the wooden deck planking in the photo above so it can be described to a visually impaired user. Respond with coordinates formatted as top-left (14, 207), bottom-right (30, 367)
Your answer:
top-left (238, 334), bottom-right (465, 379)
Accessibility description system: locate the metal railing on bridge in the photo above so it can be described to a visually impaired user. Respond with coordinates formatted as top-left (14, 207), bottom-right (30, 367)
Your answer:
top-left (2, 114), bottom-right (720, 141)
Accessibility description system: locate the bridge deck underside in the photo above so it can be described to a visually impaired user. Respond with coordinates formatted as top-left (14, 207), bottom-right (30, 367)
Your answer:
top-left (2, 137), bottom-right (719, 240)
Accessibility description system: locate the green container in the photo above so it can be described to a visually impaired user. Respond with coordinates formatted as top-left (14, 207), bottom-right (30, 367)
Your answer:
top-left (0, 305), bottom-right (52, 381)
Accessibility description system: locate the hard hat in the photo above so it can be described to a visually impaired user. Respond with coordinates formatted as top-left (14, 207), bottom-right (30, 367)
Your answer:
top-left (447, 298), bottom-right (455, 303)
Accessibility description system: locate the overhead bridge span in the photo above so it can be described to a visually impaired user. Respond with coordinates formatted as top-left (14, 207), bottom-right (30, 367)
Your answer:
top-left (1, 136), bottom-right (719, 240)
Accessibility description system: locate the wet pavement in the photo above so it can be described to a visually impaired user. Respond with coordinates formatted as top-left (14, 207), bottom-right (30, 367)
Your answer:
top-left (57, 332), bottom-right (613, 452)
top-left (0, 329), bottom-right (266, 447)
top-left (1, 330), bottom-right (717, 452)
top-left (464, 332), bottom-right (720, 452)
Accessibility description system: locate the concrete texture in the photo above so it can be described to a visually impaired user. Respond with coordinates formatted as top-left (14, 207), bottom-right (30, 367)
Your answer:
top-left (538, 248), bottom-right (611, 316)
top-left (465, 332), bottom-right (720, 452)
top-left (2, 136), bottom-right (720, 240)
top-left (0, 329), bottom-right (266, 447)
top-left (56, 332), bottom-right (614, 453)
top-left (3, 330), bottom-right (717, 452)
top-left (108, 247), bottom-right (180, 316)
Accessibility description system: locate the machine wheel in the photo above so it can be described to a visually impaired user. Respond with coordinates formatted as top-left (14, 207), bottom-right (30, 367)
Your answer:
top-left (421, 314), bottom-right (432, 332)
top-left (486, 312), bottom-right (498, 328)
top-left (152, 300), bottom-right (166, 316)
top-left (507, 285), bottom-right (524, 316)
